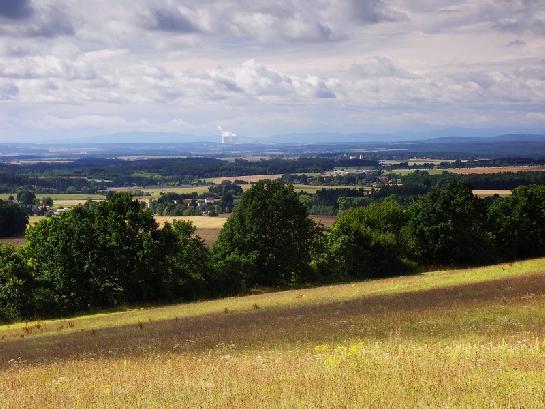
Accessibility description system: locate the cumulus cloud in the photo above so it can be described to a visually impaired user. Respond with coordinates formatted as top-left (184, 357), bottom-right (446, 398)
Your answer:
top-left (2, 0), bottom-right (545, 140)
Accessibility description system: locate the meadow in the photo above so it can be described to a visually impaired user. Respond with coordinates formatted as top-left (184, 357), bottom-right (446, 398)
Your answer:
top-left (2, 258), bottom-right (545, 407)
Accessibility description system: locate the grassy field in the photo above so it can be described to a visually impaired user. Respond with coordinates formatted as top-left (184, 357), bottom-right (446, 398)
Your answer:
top-left (3, 258), bottom-right (545, 407)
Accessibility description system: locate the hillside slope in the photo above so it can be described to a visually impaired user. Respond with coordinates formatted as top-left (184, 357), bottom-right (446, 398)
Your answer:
top-left (2, 258), bottom-right (545, 407)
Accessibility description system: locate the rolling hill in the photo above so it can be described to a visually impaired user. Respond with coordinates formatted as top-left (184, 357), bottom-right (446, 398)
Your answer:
top-left (2, 258), bottom-right (545, 407)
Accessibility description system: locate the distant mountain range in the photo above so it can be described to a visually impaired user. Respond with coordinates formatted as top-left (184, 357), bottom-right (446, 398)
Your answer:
top-left (54, 129), bottom-right (545, 145)
top-left (264, 131), bottom-right (545, 144)
top-left (58, 132), bottom-right (218, 144)
top-left (3, 132), bottom-right (545, 159)
top-left (422, 134), bottom-right (545, 144)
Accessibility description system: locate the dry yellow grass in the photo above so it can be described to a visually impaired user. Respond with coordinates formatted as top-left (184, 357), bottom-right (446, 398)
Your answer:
top-left (2, 258), bottom-right (545, 407)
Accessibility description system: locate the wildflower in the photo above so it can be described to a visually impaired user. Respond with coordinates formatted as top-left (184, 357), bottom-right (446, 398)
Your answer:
top-left (314, 344), bottom-right (329, 353)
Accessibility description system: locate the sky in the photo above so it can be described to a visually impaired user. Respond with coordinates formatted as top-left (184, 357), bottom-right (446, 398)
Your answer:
top-left (0, 0), bottom-right (544, 142)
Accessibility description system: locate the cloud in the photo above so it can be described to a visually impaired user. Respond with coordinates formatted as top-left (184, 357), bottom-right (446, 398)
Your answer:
top-left (507, 39), bottom-right (526, 47)
top-left (0, 82), bottom-right (19, 100)
top-left (0, 0), bottom-right (33, 20)
top-left (147, 7), bottom-right (200, 33)
top-left (351, 57), bottom-right (416, 79)
top-left (348, 0), bottom-right (408, 24)
top-left (138, 0), bottom-right (404, 44)
top-left (26, 7), bottom-right (75, 37)
top-left (0, 5), bottom-right (74, 37)
top-left (2, 0), bottom-right (545, 140)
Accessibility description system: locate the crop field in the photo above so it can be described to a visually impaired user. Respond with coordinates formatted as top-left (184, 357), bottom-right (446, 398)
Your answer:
top-left (210, 174), bottom-right (283, 184)
top-left (386, 168), bottom-right (447, 176)
top-left (472, 189), bottom-right (512, 197)
top-left (0, 193), bottom-right (105, 201)
top-left (154, 215), bottom-right (334, 245)
top-left (449, 166), bottom-right (545, 175)
top-left (292, 184), bottom-right (365, 193)
top-left (2, 258), bottom-right (545, 407)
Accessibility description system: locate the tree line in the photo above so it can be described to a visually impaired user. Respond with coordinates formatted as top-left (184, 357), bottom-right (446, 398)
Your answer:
top-left (2, 181), bottom-right (545, 323)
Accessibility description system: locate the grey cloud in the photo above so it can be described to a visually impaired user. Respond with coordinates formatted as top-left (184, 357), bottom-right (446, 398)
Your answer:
top-left (0, 83), bottom-right (19, 100)
top-left (507, 39), bottom-right (526, 47)
top-left (415, 1), bottom-right (545, 36)
top-left (0, 0), bottom-right (33, 20)
top-left (0, 6), bottom-right (74, 37)
top-left (495, 18), bottom-right (545, 36)
top-left (148, 8), bottom-right (200, 33)
top-left (138, 0), bottom-right (403, 44)
top-left (26, 8), bottom-right (75, 37)
top-left (214, 78), bottom-right (243, 93)
top-left (349, 0), bottom-right (408, 24)
top-left (312, 83), bottom-right (335, 98)
top-left (351, 57), bottom-right (416, 79)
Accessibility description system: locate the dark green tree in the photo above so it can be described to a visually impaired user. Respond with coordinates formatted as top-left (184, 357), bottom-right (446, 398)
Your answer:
top-left (488, 184), bottom-right (545, 260)
top-left (212, 180), bottom-right (318, 287)
top-left (164, 220), bottom-right (211, 299)
top-left (402, 182), bottom-right (493, 266)
top-left (318, 199), bottom-right (409, 279)
top-left (0, 200), bottom-right (28, 237)
top-left (24, 193), bottom-right (178, 313)
top-left (41, 197), bottom-right (54, 206)
top-left (0, 245), bottom-right (35, 323)
top-left (16, 190), bottom-right (36, 206)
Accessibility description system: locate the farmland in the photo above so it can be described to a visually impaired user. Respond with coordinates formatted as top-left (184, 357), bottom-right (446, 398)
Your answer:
top-left (449, 166), bottom-right (545, 174)
top-left (2, 258), bottom-right (545, 407)
top-left (209, 174), bottom-right (283, 184)
top-left (0, 215), bottom-right (337, 248)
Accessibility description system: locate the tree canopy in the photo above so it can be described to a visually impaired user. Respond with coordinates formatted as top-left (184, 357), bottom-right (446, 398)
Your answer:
top-left (488, 184), bottom-right (545, 260)
top-left (212, 180), bottom-right (318, 286)
top-left (0, 200), bottom-right (28, 237)
top-left (317, 199), bottom-right (409, 279)
top-left (402, 182), bottom-right (493, 266)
